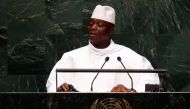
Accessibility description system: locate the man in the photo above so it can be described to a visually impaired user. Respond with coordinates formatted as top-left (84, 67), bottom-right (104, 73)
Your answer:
top-left (46, 5), bottom-right (160, 92)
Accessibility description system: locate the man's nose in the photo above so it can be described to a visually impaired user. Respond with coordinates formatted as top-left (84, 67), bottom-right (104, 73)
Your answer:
top-left (91, 23), bottom-right (97, 29)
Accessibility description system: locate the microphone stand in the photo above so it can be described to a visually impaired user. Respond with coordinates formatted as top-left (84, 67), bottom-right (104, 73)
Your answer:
top-left (117, 56), bottom-right (134, 91)
top-left (90, 57), bottom-right (109, 91)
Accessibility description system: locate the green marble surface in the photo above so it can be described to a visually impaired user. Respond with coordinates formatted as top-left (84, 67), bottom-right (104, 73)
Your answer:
top-left (0, 0), bottom-right (190, 92)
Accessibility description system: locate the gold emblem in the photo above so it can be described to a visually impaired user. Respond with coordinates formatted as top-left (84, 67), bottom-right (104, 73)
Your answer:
top-left (90, 98), bottom-right (132, 109)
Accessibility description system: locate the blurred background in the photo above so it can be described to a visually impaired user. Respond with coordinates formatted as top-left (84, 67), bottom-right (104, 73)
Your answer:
top-left (0, 0), bottom-right (190, 92)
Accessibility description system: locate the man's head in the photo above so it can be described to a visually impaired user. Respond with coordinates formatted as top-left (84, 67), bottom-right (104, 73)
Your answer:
top-left (88, 5), bottom-right (115, 48)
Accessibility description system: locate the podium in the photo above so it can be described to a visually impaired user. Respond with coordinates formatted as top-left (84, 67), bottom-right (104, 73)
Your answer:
top-left (56, 69), bottom-right (168, 92)
top-left (0, 93), bottom-right (189, 109)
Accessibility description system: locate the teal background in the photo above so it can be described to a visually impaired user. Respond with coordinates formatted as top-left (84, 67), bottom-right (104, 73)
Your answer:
top-left (0, 0), bottom-right (190, 92)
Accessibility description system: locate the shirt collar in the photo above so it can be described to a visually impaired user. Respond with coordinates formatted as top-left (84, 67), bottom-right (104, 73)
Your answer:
top-left (88, 40), bottom-right (116, 56)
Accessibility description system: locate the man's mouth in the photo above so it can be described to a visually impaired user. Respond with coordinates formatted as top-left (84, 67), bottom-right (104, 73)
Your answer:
top-left (89, 33), bottom-right (96, 37)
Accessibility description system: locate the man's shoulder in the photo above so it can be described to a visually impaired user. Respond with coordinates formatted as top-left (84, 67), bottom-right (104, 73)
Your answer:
top-left (115, 43), bottom-right (143, 58)
top-left (116, 44), bottom-right (138, 53)
top-left (115, 43), bottom-right (153, 68)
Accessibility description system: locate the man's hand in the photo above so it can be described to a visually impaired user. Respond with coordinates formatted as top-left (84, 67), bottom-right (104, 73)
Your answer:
top-left (111, 84), bottom-right (136, 92)
top-left (56, 83), bottom-right (70, 92)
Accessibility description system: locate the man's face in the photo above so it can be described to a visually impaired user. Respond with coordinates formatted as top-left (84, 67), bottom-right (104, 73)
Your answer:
top-left (88, 18), bottom-right (114, 46)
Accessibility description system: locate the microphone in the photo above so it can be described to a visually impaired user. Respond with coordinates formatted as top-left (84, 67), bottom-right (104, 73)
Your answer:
top-left (68, 84), bottom-right (79, 92)
top-left (117, 56), bottom-right (134, 91)
top-left (90, 57), bottom-right (109, 91)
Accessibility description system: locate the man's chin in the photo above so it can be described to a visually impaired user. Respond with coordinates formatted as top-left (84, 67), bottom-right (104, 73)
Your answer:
top-left (89, 40), bottom-right (95, 44)
top-left (89, 40), bottom-right (99, 46)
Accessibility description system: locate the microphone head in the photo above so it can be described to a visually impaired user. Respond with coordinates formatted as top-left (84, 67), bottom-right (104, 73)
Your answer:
top-left (105, 57), bottom-right (109, 62)
top-left (117, 56), bottom-right (121, 61)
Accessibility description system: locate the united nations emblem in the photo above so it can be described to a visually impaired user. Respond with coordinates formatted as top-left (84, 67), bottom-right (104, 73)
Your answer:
top-left (90, 98), bottom-right (132, 109)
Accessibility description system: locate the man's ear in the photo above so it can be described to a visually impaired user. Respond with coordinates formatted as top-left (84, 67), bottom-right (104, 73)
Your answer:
top-left (109, 26), bottom-right (114, 35)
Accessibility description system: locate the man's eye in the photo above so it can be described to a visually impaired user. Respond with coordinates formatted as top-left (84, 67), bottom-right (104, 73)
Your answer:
top-left (98, 23), bottom-right (106, 27)
top-left (98, 23), bottom-right (103, 26)
top-left (98, 24), bottom-right (103, 27)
